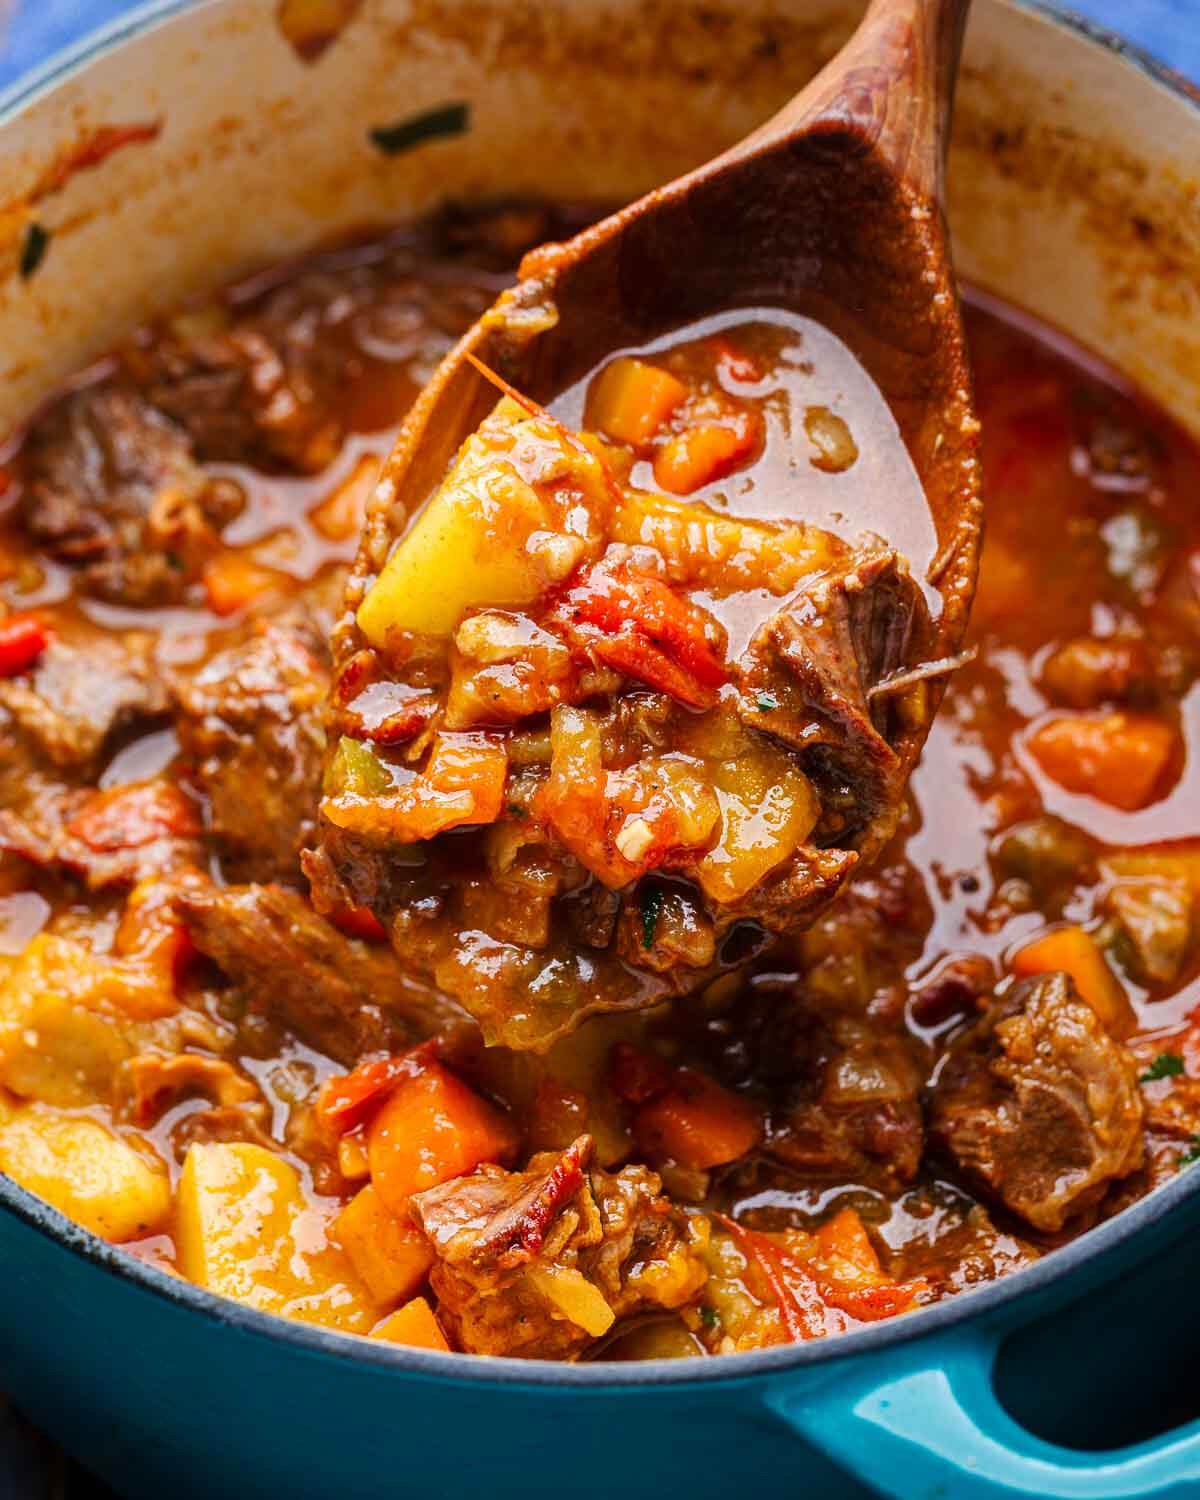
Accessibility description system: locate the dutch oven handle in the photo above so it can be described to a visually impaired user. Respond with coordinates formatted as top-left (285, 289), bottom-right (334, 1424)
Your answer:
top-left (770, 1316), bottom-right (1200, 1498)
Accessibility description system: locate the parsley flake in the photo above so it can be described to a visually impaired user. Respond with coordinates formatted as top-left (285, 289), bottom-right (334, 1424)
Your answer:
top-left (1140, 1052), bottom-right (1184, 1084)
top-left (699, 1305), bottom-right (719, 1329)
top-left (369, 102), bottom-right (469, 156)
top-left (755, 692), bottom-right (780, 713)
top-left (640, 883), bottom-right (664, 949)
top-left (1180, 1135), bottom-right (1200, 1167)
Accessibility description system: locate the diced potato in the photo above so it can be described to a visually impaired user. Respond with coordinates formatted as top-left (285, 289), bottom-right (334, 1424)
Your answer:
top-left (0, 935), bottom-right (151, 1106)
top-left (357, 398), bottom-right (610, 643)
top-left (370, 1296), bottom-right (450, 1351)
top-left (528, 1265), bottom-right (614, 1336)
top-left (333, 1184), bottom-right (433, 1308)
top-left (177, 1143), bottom-right (376, 1333)
top-left (1102, 843), bottom-right (1200, 899)
top-left (696, 738), bottom-right (819, 905)
top-left (0, 1095), bottom-right (169, 1241)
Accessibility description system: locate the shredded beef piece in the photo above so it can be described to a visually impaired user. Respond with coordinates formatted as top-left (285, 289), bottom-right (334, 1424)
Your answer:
top-left (410, 1135), bottom-right (708, 1358)
top-left (928, 972), bottom-right (1144, 1232)
top-left (174, 879), bottom-right (462, 1065)
top-left (764, 1013), bottom-right (925, 1193)
top-left (130, 260), bottom-right (491, 474)
top-left (0, 629), bottom-right (189, 885)
top-left (173, 620), bottom-right (328, 884)
top-left (740, 549), bottom-right (928, 848)
top-left (0, 629), bottom-right (167, 770)
top-left (19, 384), bottom-right (239, 605)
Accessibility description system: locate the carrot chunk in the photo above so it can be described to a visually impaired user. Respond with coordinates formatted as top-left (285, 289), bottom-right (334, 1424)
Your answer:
top-left (67, 780), bottom-right (200, 852)
top-left (588, 357), bottom-right (687, 448)
top-left (1027, 711), bottom-right (1176, 811)
top-left (370, 1297), bottom-right (450, 1351)
top-left (815, 1208), bottom-right (882, 1277)
top-left (653, 413), bottom-right (761, 495)
top-left (634, 1068), bottom-right (762, 1169)
top-left (202, 552), bottom-right (286, 616)
top-left (1011, 924), bottom-right (1136, 1038)
top-left (366, 1056), bottom-right (519, 1214)
top-left (334, 1183), bottom-right (434, 1308)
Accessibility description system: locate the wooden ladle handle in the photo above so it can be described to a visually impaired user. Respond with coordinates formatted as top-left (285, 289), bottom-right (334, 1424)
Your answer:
top-left (730, 0), bottom-right (972, 205)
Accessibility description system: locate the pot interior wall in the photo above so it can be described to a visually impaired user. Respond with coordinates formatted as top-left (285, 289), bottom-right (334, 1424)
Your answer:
top-left (0, 0), bottom-right (1197, 438)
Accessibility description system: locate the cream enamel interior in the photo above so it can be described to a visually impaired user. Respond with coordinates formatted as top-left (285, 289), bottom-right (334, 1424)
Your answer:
top-left (0, 0), bottom-right (1197, 443)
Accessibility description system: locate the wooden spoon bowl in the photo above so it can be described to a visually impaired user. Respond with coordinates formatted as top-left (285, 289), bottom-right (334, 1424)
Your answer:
top-left (343, 0), bottom-right (980, 862)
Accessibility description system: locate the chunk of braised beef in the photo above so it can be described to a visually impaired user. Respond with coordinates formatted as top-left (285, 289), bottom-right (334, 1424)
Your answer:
top-left (409, 1135), bottom-right (707, 1359)
top-left (174, 878), bottom-right (464, 1065)
top-left (714, 986), bottom-right (925, 1195)
top-left (0, 628), bottom-right (168, 771)
top-left (128, 254), bottom-right (494, 474)
top-left (928, 971), bottom-right (1144, 1232)
top-left (173, 620), bottom-right (328, 884)
top-left (19, 383), bottom-right (240, 605)
top-left (739, 550), bottom-right (928, 847)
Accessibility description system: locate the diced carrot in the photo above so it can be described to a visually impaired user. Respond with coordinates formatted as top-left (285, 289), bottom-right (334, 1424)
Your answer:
top-left (815, 1209), bottom-right (882, 1277)
top-left (367, 1056), bottom-right (520, 1215)
top-left (67, 780), bottom-right (200, 852)
top-left (0, 614), bottom-right (49, 677)
top-left (653, 412), bottom-right (762, 495)
top-left (333, 1184), bottom-right (434, 1307)
top-left (634, 1067), bottom-right (762, 1169)
top-left (1027, 711), bottom-right (1176, 811)
top-left (588, 357), bottom-right (687, 449)
top-left (310, 454), bottom-right (378, 542)
top-left (202, 552), bottom-right (286, 616)
top-left (371, 1296), bottom-right (450, 1351)
top-left (1011, 924), bottom-right (1136, 1038)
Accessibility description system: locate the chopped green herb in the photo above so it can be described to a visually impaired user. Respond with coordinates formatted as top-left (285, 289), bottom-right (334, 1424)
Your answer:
top-left (19, 222), bottom-right (49, 280)
top-left (640, 883), bottom-right (664, 949)
top-left (1179, 1135), bottom-right (1200, 1167)
top-left (1140, 1052), bottom-right (1184, 1083)
top-left (369, 102), bottom-right (469, 157)
top-left (699, 1305), bottom-right (719, 1329)
top-left (755, 692), bottom-right (780, 713)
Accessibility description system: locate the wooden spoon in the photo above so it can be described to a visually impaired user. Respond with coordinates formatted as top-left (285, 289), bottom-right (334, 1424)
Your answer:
top-left (344, 0), bottom-right (980, 850)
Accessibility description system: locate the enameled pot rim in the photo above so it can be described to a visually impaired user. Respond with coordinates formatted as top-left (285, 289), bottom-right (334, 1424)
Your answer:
top-left (1, 0), bottom-right (1198, 1389)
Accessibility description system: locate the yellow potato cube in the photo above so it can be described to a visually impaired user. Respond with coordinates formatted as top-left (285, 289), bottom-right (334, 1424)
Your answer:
top-left (0, 1096), bottom-right (170, 1241)
top-left (357, 397), bottom-right (611, 643)
top-left (176, 1143), bottom-right (377, 1334)
top-left (0, 934), bottom-right (162, 1106)
top-left (332, 1183), bottom-right (433, 1308)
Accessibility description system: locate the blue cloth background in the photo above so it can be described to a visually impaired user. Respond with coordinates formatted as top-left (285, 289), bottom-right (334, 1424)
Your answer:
top-left (0, 0), bottom-right (1196, 88)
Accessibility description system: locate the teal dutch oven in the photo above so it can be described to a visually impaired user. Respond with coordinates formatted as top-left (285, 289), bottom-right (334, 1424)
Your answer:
top-left (3, 2), bottom-right (1200, 1496)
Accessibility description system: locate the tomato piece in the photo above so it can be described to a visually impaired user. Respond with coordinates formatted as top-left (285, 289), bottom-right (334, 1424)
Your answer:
top-left (316, 1045), bottom-right (436, 1137)
top-left (67, 781), bottom-right (200, 852)
top-left (0, 614), bottom-right (49, 677)
top-left (548, 561), bottom-right (727, 709)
